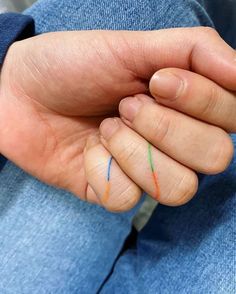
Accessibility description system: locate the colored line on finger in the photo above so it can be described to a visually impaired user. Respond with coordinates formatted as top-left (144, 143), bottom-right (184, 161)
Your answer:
top-left (102, 182), bottom-right (111, 204)
top-left (102, 156), bottom-right (113, 203)
top-left (148, 143), bottom-right (160, 200)
top-left (107, 156), bottom-right (113, 181)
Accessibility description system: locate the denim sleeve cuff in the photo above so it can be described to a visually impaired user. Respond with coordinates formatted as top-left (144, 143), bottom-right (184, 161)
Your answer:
top-left (0, 12), bottom-right (35, 66)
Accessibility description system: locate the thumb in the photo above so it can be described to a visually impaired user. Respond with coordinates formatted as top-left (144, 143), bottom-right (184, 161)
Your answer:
top-left (119, 27), bottom-right (236, 90)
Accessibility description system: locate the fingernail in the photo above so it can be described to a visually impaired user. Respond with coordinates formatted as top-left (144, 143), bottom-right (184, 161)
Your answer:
top-left (100, 118), bottom-right (120, 140)
top-left (119, 97), bottom-right (142, 122)
top-left (150, 71), bottom-right (184, 100)
top-left (85, 134), bottom-right (100, 150)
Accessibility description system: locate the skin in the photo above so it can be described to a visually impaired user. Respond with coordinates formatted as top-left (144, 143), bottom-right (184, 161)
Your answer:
top-left (0, 27), bottom-right (235, 212)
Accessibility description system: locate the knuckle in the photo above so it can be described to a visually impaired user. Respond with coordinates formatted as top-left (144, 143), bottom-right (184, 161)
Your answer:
top-left (117, 141), bottom-right (140, 163)
top-left (106, 183), bottom-right (141, 212)
top-left (85, 160), bottom-right (107, 180)
top-left (201, 85), bottom-right (219, 116)
top-left (168, 171), bottom-right (198, 206)
top-left (198, 26), bottom-right (219, 37)
top-left (149, 109), bottom-right (171, 144)
top-left (205, 131), bottom-right (234, 174)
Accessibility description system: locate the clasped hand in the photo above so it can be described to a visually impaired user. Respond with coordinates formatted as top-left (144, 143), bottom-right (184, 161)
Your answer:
top-left (0, 27), bottom-right (235, 211)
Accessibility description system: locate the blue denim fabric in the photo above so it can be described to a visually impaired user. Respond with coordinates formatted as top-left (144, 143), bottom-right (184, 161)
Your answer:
top-left (0, 0), bottom-right (235, 293)
top-left (0, 162), bottom-right (141, 294)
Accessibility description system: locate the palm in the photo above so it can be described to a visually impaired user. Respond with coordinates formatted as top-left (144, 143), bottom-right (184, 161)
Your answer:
top-left (0, 71), bottom-right (119, 198)
top-left (9, 104), bottom-right (104, 197)
top-left (0, 31), bottom-right (148, 198)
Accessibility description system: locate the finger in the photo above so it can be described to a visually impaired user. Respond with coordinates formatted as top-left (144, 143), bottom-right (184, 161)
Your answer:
top-left (119, 95), bottom-right (234, 174)
top-left (84, 134), bottom-right (142, 212)
top-left (149, 68), bottom-right (236, 133)
top-left (99, 118), bottom-right (198, 206)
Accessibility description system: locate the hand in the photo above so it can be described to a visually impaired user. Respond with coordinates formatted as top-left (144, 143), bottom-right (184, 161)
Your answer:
top-left (1, 27), bottom-right (236, 211)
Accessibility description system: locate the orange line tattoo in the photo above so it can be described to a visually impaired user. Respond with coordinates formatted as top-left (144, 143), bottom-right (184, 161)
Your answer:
top-left (148, 143), bottom-right (160, 200)
top-left (102, 157), bottom-right (113, 203)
